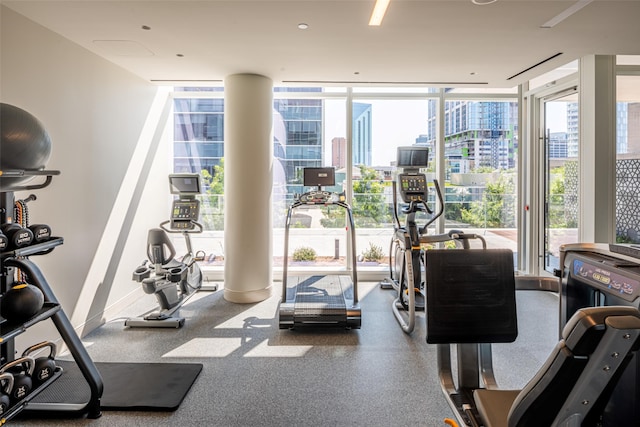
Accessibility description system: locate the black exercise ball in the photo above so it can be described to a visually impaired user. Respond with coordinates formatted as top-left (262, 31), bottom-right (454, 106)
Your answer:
top-left (0, 103), bottom-right (52, 190)
top-left (0, 283), bottom-right (44, 322)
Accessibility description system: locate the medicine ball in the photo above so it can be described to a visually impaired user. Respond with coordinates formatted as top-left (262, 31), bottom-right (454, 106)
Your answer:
top-left (0, 283), bottom-right (45, 322)
top-left (0, 103), bottom-right (52, 190)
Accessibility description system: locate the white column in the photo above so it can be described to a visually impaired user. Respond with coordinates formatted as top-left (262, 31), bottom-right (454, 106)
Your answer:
top-left (579, 55), bottom-right (616, 243)
top-left (223, 74), bottom-right (273, 303)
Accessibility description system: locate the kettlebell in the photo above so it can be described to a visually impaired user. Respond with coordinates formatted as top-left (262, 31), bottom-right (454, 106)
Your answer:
top-left (22, 341), bottom-right (57, 386)
top-left (0, 223), bottom-right (33, 249)
top-left (0, 356), bottom-right (34, 404)
top-left (0, 283), bottom-right (45, 322)
top-left (0, 373), bottom-right (14, 415)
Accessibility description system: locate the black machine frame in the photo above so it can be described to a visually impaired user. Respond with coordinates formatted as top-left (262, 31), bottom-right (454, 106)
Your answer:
top-left (0, 169), bottom-right (103, 420)
top-left (427, 246), bottom-right (640, 427)
top-left (279, 167), bottom-right (361, 329)
top-left (556, 242), bottom-right (640, 425)
top-left (380, 147), bottom-right (486, 334)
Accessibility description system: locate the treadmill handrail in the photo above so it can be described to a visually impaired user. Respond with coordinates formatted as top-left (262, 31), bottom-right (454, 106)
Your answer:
top-left (281, 193), bottom-right (358, 305)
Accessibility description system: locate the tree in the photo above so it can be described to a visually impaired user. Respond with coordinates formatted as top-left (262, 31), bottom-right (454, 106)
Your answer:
top-left (320, 165), bottom-right (390, 228)
top-left (352, 165), bottom-right (391, 227)
top-left (199, 159), bottom-right (225, 230)
top-left (460, 170), bottom-right (515, 228)
top-left (548, 166), bottom-right (566, 228)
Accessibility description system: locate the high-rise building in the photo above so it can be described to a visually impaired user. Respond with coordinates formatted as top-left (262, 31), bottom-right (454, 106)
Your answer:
top-left (173, 91), bottom-right (373, 197)
top-left (273, 91), bottom-right (323, 194)
top-left (353, 102), bottom-right (372, 166)
top-left (425, 100), bottom-right (518, 173)
top-left (332, 137), bottom-right (347, 169)
top-left (548, 132), bottom-right (569, 158)
top-left (566, 103), bottom-right (579, 158)
top-left (173, 95), bottom-right (225, 174)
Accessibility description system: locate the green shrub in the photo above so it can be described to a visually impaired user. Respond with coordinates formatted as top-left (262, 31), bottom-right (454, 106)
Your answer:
top-left (293, 247), bottom-right (317, 261)
top-left (362, 242), bottom-right (384, 262)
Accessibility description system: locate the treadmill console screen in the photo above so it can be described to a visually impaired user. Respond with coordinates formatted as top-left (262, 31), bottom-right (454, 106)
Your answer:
top-left (571, 256), bottom-right (640, 301)
top-left (398, 173), bottom-right (428, 203)
top-left (303, 167), bottom-right (335, 188)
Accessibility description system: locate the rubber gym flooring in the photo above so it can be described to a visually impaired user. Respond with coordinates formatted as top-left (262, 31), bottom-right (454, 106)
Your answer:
top-left (12, 282), bottom-right (559, 427)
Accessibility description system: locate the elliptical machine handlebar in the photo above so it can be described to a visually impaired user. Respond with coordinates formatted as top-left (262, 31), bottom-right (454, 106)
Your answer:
top-left (419, 179), bottom-right (444, 235)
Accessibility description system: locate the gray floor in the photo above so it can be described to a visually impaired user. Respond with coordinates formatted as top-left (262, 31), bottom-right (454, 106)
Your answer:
top-left (13, 282), bottom-right (559, 427)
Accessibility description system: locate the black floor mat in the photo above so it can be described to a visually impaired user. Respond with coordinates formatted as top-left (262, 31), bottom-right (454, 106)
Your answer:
top-left (32, 360), bottom-right (202, 411)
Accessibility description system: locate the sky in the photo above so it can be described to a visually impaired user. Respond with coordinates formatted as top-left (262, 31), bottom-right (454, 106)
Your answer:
top-left (545, 102), bottom-right (568, 133)
top-left (324, 99), bottom-right (430, 167)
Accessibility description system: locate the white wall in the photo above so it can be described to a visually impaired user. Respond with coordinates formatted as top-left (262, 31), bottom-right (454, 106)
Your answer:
top-left (1, 6), bottom-right (171, 347)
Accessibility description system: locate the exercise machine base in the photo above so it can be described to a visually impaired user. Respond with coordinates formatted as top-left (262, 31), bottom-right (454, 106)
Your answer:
top-left (279, 275), bottom-right (361, 329)
top-left (124, 317), bottom-right (185, 328)
top-left (125, 282), bottom-right (218, 329)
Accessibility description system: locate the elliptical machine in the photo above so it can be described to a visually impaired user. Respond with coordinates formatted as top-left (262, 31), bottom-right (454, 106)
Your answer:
top-left (380, 146), bottom-right (485, 334)
top-left (125, 173), bottom-right (216, 328)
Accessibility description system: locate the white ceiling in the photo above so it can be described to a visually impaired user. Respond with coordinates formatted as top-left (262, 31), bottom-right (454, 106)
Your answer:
top-left (4, 0), bottom-right (640, 88)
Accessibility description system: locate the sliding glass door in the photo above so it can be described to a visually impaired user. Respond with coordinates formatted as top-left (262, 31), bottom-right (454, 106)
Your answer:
top-left (542, 91), bottom-right (578, 272)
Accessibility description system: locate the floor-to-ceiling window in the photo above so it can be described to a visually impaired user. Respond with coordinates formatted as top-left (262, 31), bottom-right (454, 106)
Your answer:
top-left (441, 95), bottom-right (519, 259)
top-left (172, 87), bottom-right (225, 263)
top-left (272, 89), bottom-right (348, 272)
top-left (349, 91), bottom-right (433, 272)
top-left (170, 86), bottom-right (519, 278)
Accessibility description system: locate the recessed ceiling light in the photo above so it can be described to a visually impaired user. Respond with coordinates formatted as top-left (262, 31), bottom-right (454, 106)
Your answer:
top-left (297, 23), bottom-right (309, 30)
top-left (471, 0), bottom-right (497, 5)
top-left (141, 25), bottom-right (151, 30)
top-left (176, 54), bottom-right (184, 57)
top-left (541, 0), bottom-right (594, 28)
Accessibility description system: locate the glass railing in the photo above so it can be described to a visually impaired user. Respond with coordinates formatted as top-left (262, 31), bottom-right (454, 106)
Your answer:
top-left (183, 189), bottom-right (519, 271)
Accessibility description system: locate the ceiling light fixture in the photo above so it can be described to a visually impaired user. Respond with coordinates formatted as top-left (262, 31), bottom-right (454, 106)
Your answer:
top-left (541, 0), bottom-right (594, 28)
top-left (471, 0), bottom-right (497, 4)
top-left (297, 23), bottom-right (309, 30)
top-left (369, 0), bottom-right (391, 26)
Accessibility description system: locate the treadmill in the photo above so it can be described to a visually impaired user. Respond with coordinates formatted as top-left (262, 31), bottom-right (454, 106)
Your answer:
top-left (278, 167), bottom-right (361, 329)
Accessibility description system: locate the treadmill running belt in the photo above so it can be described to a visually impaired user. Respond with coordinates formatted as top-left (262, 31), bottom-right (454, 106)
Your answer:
top-left (295, 275), bottom-right (346, 319)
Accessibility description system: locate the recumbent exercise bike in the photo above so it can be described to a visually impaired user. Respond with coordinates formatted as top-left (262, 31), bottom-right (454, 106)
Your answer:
top-left (125, 173), bottom-right (216, 328)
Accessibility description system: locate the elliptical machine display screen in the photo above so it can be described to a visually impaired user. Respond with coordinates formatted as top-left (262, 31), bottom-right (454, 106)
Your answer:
top-left (398, 173), bottom-right (428, 203)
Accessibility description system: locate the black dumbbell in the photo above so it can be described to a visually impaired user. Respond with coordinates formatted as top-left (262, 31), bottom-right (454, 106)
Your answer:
top-left (22, 341), bottom-right (57, 386)
top-left (28, 224), bottom-right (52, 243)
top-left (0, 231), bottom-right (8, 251)
top-left (0, 356), bottom-right (34, 404)
top-left (0, 224), bottom-right (33, 249)
top-left (0, 373), bottom-right (14, 415)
